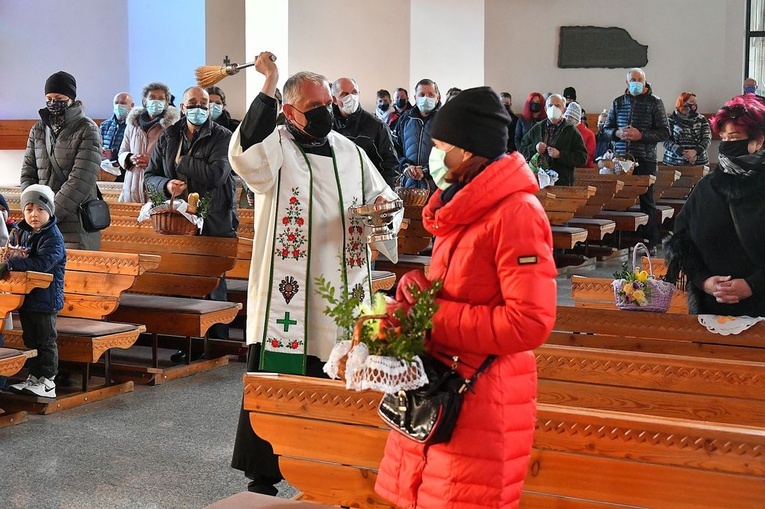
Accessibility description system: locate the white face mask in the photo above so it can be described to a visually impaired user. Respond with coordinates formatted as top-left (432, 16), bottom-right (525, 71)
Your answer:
top-left (339, 93), bottom-right (359, 115)
top-left (546, 105), bottom-right (562, 121)
top-left (417, 96), bottom-right (437, 114)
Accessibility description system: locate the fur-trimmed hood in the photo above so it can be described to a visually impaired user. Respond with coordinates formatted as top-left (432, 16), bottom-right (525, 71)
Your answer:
top-left (126, 105), bottom-right (180, 129)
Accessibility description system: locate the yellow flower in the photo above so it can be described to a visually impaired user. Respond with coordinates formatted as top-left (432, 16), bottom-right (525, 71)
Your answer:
top-left (624, 284), bottom-right (634, 295)
top-left (636, 270), bottom-right (649, 282)
top-left (632, 289), bottom-right (646, 302)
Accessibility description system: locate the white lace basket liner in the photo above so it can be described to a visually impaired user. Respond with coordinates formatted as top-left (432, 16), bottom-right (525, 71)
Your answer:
top-left (137, 199), bottom-right (204, 231)
top-left (323, 314), bottom-right (429, 393)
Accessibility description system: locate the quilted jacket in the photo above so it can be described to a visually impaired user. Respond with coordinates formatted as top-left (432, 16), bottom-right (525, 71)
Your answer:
top-left (375, 152), bottom-right (558, 509)
top-left (20, 102), bottom-right (102, 250)
top-left (602, 83), bottom-right (670, 163)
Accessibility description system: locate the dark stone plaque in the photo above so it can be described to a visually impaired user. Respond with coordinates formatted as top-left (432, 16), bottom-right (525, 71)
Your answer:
top-left (558, 26), bottom-right (648, 68)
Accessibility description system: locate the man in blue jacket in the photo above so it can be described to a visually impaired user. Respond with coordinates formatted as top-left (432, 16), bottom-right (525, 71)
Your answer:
top-left (603, 68), bottom-right (670, 252)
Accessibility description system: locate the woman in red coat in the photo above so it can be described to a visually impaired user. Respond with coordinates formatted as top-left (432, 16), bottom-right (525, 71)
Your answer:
top-left (375, 87), bottom-right (557, 508)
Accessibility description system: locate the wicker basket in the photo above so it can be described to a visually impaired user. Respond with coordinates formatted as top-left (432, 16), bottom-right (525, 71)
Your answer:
top-left (612, 243), bottom-right (674, 313)
top-left (395, 175), bottom-right (430, 208)
top-left (150, 206), bottom-right (198, 236)
top-left (97, 169), bottom-right (118, 182)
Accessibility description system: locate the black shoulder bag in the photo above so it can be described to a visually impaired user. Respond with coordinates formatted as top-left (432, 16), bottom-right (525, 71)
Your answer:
top-left (378, 353), bottom-right (495, 444)
top-left (377, 232), bottom-right (496, 445)
top-left (45, 127), bottom-right (110, 232)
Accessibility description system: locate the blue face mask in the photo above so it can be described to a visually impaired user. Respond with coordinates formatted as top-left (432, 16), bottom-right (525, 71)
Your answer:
top-left (146, 99), bottom-right (166, 117)
top-left (417, 96), bottom-right (437, 114)
top-left (209, 103), bottom-right (224, 120)
top-left (428, 147), bottom-right (453, 190)
top-left (113, 104), bottom-right (129, 119)
top-left (185, 105), bottom-right (209, 126)
top-left (744, 86), bottom-right (757, 94)
top-left (628, 81), bottom-right (645, 96)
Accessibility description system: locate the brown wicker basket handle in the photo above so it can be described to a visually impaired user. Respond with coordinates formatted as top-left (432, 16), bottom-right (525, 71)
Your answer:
top-left (169, 187), bottom-right (188, 211)
top-left (352, 314), bottom-right (387, 348)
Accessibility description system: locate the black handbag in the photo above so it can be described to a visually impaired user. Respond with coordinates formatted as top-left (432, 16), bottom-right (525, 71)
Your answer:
top-left (45, 127), bottom-right (111, 232)
top-left (378, 353), bottom-right (496, 445)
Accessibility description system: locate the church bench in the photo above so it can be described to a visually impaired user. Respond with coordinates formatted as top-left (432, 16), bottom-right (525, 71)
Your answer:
top-left (574, 176), bottom-right (624, 217)
top-left (543, 185), bottom-right (596, 219)
top-left (0, 348), bottom-right (36, 427)
top-left (101, 231), bottom-right (241, 383)
top-left (627, 203), bottom-right (675, 224)
top-left (575, 170), bottom-right (656, 211)
top-left (657, 164), bottom-right (710, 199)
top-left (0, 271), bottom-right (51, 427)
top-left (570, 275), bottom-right (687, 313)
top-left (204, 492), bottom-right (338, 508)
top-left (243, 369), bottom-right (765, 508)
top-left (1, 251), bottom-right (155, 414)
top-left (654, 166), bottom-right (681, 200)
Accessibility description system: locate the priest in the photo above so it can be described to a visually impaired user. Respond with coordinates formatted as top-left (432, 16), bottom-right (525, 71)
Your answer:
top-left (227, 51), bottom-right (400, 495)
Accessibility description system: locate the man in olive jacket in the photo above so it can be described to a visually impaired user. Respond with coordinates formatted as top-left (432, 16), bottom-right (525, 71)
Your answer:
top-left (520, 94), bottom-right (588, 186)
top-left (145, 85), bottom-right (238, 347)
top-left (21, 71), bottom-right (102, 250)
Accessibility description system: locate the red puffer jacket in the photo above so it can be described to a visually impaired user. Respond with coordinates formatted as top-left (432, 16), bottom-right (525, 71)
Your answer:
top-left (375, 152), bottom-right (557, 509)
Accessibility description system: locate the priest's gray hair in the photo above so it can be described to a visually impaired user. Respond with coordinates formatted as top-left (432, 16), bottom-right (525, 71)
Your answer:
top-left (283, 71), bottom-right (331, 105)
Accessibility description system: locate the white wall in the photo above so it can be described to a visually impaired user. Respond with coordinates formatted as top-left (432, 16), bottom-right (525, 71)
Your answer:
top-left (206, 0), bottom-right (247, 120)
top-left (127, 0), bottom-right (206, 110)
top-left (410, 0), bottom-right (485, 94)
top-left (0, 0), bottom-right (129, 120)
top-left (287, 0), bottom-right (411, 112)
top-left (245, 0), bottom-right (289, 107)
top-left (485, 0), bottom-right (747, 116)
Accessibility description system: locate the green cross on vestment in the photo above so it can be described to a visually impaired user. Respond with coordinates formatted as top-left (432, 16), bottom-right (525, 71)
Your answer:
top-left (276, 312), bottom-right (298, 332)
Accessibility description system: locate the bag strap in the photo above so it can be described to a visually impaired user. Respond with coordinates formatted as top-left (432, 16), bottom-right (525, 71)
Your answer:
top-left (45, 127), bottom-right (68, 185)
top-left (729, 203), bottom-right (758, 266)
top-left (46, 127), bottom-right (103, 203)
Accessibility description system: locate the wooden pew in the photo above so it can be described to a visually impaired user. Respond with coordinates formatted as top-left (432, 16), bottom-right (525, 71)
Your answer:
top-left (654, 166), bottom-right (681, 200)
top-left (658, 164), bottom-right (710, 200)
top-left (0, 271), bottom-right (51, 427)
top-left (0, 347), bottom-right (37, 427)
top-left (244, 351), bottom-right (765, 508)
top-left (570, 274), bottom-right (688, 313)
top-left (102, 231), bottom-right (241, 384)
top-left (2, 251), bottom-right (155, 414)
top-left (534, 189), bottom-right (590, 251)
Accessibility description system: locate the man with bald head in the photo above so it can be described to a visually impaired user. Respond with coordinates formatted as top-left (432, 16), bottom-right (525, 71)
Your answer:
top-left (331, 77), bottom-right (398, 187)
top-left (145, 85), bottom-right (238, 351)
top-left (603, 67), bottom-right (669, 252)
top-left (100, 92), bottom-right (134, 181)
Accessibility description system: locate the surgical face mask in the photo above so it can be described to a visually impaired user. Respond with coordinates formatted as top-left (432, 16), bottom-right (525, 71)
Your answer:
top-left (428, 147), bottom-right (453, 190)
top-left (529, 102), bottom-right (542, 113)
top-left (378, 101), bottom-right (390, 112)
top-left (185, 105), bottom-right (209, 126)
top-left (209, 103), bottom-right (224, 120)
top-left (339, 93), bottom-right (360, 115)
top-left (113, 104), bottom-right (129, 119)
top-left (417, 96), bottom-right (437, 114)
top-left (395, 98), bottom-right (407, 109)
top-left (146, 99), bottom-right (166, 117)
top-left (628, 81), bottom-right (645, 96)
top-left (46, 99), bottom-right (68, 116)
top-left (295, 105), bottom-right (334, 139)
top-left (744, 86), bottom-right (757, 94)
top-left (546, 105), bottom-right (563, 121)
top-left (719, 139), bottom-right (752, 158)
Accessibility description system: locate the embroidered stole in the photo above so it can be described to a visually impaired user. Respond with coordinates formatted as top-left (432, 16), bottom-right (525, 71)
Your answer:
top-left (259, 135), bottom-right (373, 374)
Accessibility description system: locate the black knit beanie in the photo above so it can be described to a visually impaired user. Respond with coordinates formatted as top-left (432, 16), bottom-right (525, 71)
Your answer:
top-left (45, 71), bottom-right (77, 100)
top-left (430, 86), bottom-right (510, 159)
top-left (563, 86), bottom-right (577, 102)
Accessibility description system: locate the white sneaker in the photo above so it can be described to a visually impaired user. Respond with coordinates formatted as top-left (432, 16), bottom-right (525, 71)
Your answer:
top-left (9, 375), bottom-right (37, 393)
top-left (22, 376), bottom-right (56, 398)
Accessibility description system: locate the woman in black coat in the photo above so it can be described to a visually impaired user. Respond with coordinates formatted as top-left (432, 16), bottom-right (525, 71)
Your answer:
top-left (666, 94), bottom-right (765, 316)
